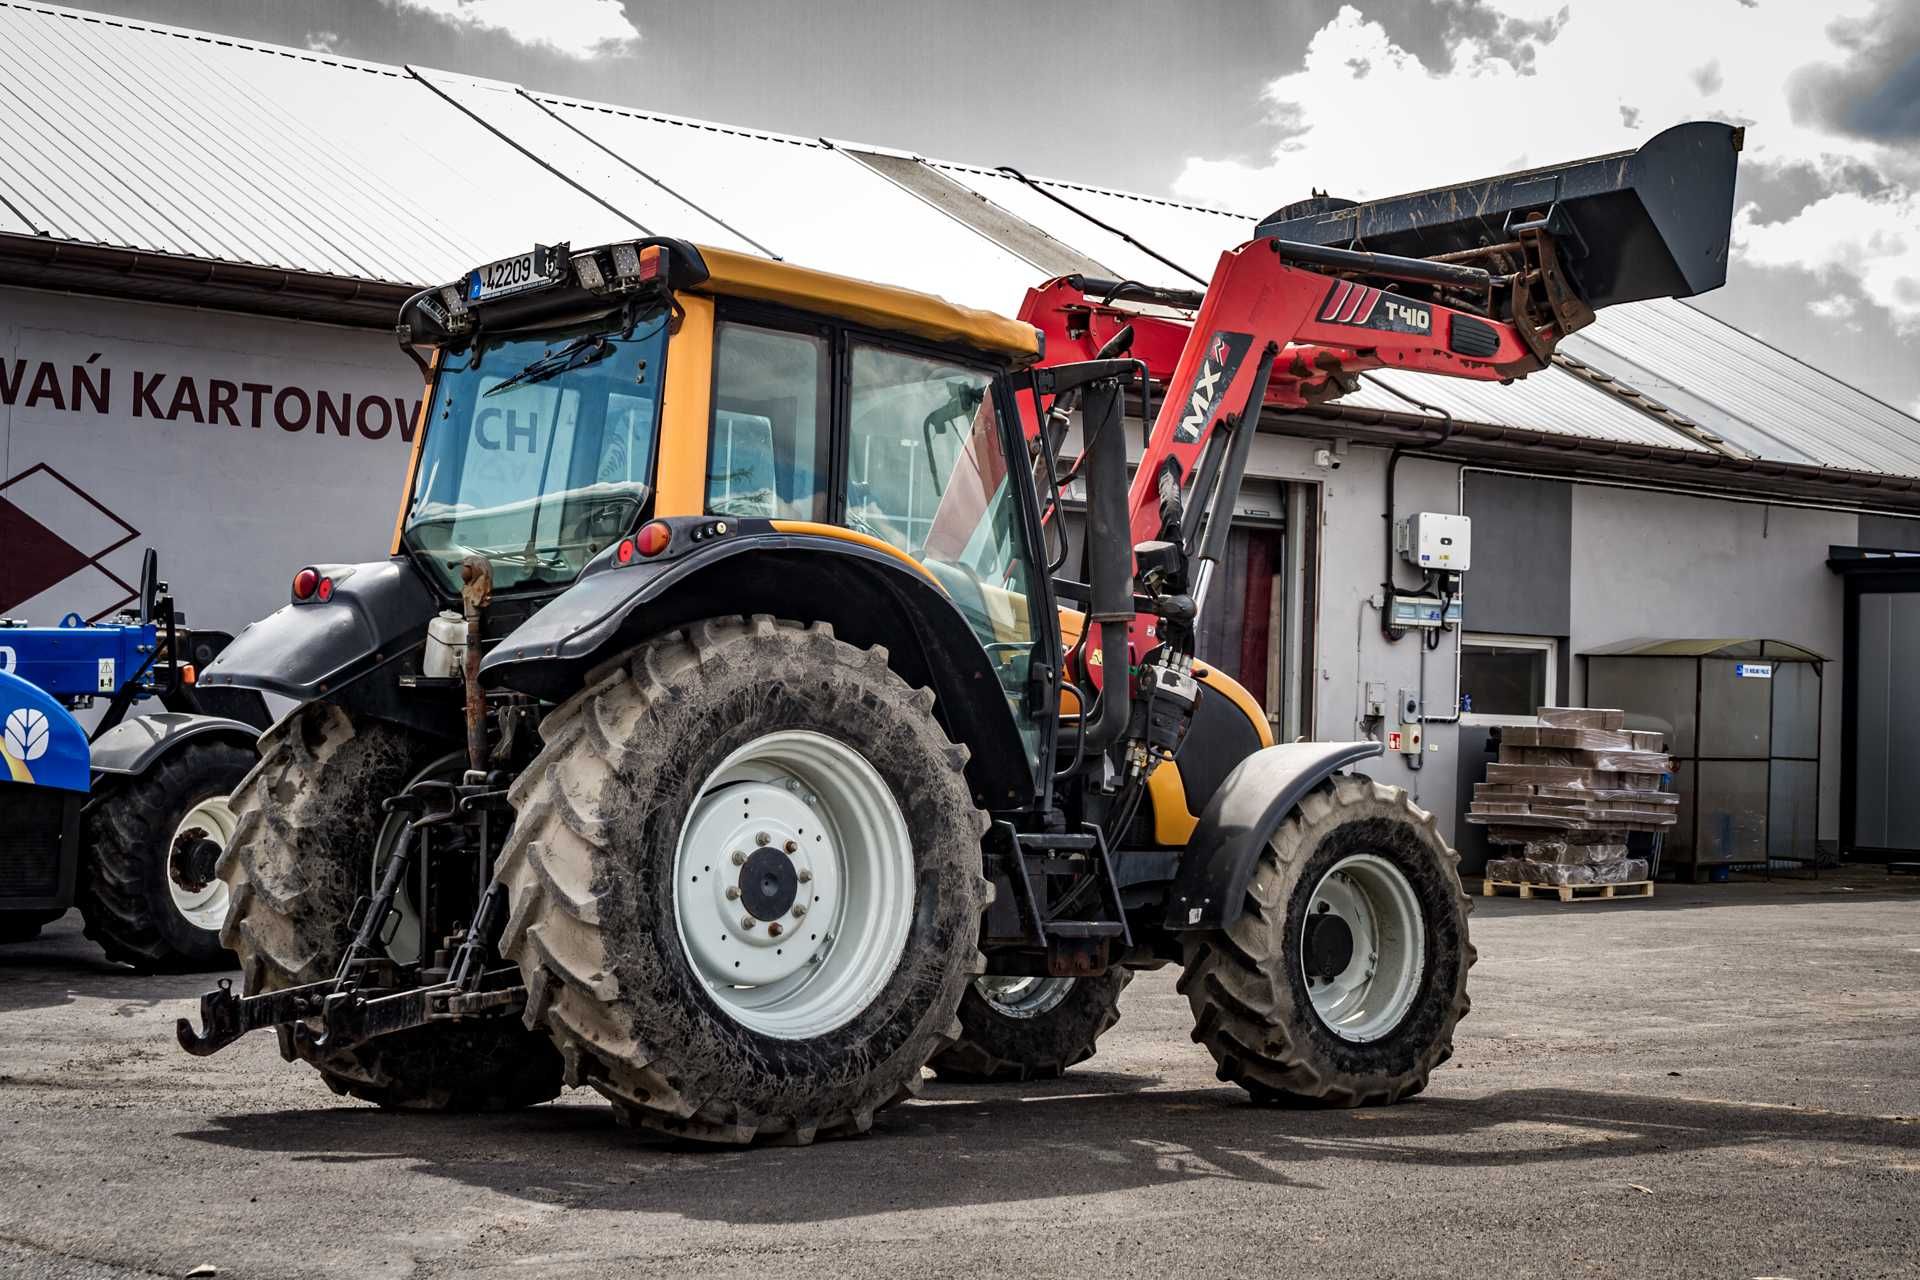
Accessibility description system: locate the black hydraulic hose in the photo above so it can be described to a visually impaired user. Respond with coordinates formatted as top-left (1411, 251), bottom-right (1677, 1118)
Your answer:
top-left (1079, 375), bottom-right (1134, 756)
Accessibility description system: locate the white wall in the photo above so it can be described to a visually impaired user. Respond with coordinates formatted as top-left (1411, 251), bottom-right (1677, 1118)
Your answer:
top-left (1567, 486), bottom-right (1854, 841)
top-left (0, 288), bottom-right (423, 636)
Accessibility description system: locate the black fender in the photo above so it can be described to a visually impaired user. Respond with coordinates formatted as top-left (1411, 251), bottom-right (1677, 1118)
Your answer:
top-left (197, 557), bottom-right (452, 736)
top-left (1163, 741), bottom-right (1385, 931)
top-left (480, 519), bottom-right (1038, 809)
top-left (88, 711), bottom-right (260, 780)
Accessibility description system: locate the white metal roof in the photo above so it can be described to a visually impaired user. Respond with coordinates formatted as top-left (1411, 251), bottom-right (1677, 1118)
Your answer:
top-left (2, 0), bottom-right (1915, 478)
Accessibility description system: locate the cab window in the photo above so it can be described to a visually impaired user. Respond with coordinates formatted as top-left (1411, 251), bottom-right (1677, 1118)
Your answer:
top-left (705, 321), bottom-right (828, 520)
top-left (847, 343), bottom-right (1043, 754)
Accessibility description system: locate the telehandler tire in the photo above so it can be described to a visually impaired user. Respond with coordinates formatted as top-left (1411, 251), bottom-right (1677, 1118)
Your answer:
top-left (499, 616), bottom-right (990, 1145)
top-left (930, 970), bottom-right (1131, 1083)
top-left (78, 738), bottom-right (254, 972)
top-left (219, 704), bottom-right (563, 1112)
top-left (1179, 773), bottom-right (1473, 1106)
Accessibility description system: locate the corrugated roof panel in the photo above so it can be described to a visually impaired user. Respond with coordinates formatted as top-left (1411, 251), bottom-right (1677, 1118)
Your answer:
top-left (930, 162), bottom-right (1204, 290)
top-left (1567, 299), bottom-right (1920, 475)
top-left (409, 68), bottom-right (763, 257)
top-left (1343, 363), bottom-right (1713, 452)
top-left (534, 96), bottom-right (1040, 312)
top-left (1022, 179), bottom-right (1257, 285)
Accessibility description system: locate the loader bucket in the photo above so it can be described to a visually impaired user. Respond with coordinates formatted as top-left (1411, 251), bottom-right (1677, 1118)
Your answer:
top-left (1256, 121), bottom-right (1742, 311)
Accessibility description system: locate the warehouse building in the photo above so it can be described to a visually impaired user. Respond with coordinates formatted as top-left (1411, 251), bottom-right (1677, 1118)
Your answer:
top-left (3, 1), bottom-right (1917, 871)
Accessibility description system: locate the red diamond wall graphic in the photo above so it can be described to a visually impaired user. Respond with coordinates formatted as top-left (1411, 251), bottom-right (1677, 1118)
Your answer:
top-left (0, 464), bottom-right (140, 620)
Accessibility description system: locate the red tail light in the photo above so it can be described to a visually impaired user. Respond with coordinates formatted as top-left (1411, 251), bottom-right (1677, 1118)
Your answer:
top-left (616, 538), bottom-right (636, 565)
top-left (316, 577), bottom-right (334, 602)
top-left (636, 520), bottom-right (672, 556)
top-left (292, 568), bottom-right (319, 601)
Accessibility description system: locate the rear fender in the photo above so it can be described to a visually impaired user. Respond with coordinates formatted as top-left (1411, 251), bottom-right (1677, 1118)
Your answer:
top-left (89, 712), bottom-right (260, 780)
top-left (1163, 741), bottom-right (1384, 931)
top-left (479, 519), bottom-right (1038, 810)
top-left (197, 557), bottom-right (451, 736)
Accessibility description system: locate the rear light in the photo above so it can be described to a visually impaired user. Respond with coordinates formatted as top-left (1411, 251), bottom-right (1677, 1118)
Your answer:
top-left (316, 577), bottom-right (334, 602)
top-left (616, 538), bottom-right (636, 565)
top-left (635, 520), bottom-right (672, 556)
top-left (292, 568), bottom-right (319, 601)
top-left (635, 246), bottom-right (662, 281)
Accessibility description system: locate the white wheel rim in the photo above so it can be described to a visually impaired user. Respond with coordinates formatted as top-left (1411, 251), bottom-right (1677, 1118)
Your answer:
top-left (975, 975), bottom-right (1075, 1019)
top-left (167, 796), bottom-right (236, 932)
top-left (673, 729), bottom-right (914, 1040)
top-left (1302, 853), bottom-right (1425, 1043)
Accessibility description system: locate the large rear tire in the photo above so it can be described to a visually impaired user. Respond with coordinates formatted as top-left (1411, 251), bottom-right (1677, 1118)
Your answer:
top-left (499, 616), bottom-right (989, 1144)
top-left (218, 703), bottom-right (563, 1111)
top-left (929, 970), bottom-right (1132, 1083)
top-left (78, 738), bottom-right (255, 972)
top-left (1179, 774), bottom-right (1473, 1106)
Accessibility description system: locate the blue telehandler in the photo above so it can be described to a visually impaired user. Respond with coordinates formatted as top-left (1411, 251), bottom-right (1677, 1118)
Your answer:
top-left (0, 552), bottom-right (263, 970)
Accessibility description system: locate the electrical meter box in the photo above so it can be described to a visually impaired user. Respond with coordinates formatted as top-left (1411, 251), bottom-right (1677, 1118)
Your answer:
top-left (1398, 512), bottom-right (1471, 572)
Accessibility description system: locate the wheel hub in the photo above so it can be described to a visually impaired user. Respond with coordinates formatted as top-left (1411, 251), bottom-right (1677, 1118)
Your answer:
top-left (1302, 909), bottom-right (1355, 981)
top-left (1301, 854), bottom-right (1427, 1043)
top-left (165, 798), bottom-right (236, 933)
top-left (672, 730), bottom-right (912, 1040)
top-left (738, 846), bottom-right (799, 922)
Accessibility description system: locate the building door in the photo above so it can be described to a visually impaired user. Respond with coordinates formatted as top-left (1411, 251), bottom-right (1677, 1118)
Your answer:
top-left (1851, 590), bottom-right (1920, 856)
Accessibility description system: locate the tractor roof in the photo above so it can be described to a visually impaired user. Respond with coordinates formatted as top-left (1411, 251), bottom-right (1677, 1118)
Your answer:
top-left (691, 246), bottom-right (1042, 362)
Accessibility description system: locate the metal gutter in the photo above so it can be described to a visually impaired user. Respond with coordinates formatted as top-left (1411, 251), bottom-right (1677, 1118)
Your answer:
top-left (0, 232), bottom-right (415, 326)
top-left (1270, 400), bottom-right (1920, 515)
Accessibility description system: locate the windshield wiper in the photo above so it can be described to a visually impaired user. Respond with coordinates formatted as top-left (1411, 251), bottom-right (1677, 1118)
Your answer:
top-left (485, 335), bottom-right (616, 397)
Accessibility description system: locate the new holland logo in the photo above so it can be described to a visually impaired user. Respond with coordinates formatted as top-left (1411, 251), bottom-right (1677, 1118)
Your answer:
top-left (4, 706), bottom-right (50, 762)
top-left (1174, 330), bottom-right (1253, 444)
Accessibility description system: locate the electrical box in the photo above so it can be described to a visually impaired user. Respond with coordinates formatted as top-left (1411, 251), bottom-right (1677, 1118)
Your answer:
top-left (1388, 593), bottom-right (1463, 631)
top-left (1397, 512), bottom-right (1471, 572)
top-left (1387, 688), bottom-right (1423, 756)
top-left (1363, 681), bottom-right (1388, 720)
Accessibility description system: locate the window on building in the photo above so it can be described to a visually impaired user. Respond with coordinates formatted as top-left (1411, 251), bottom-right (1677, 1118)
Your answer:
top-left (1460, 633), bottom-right (1557, 724)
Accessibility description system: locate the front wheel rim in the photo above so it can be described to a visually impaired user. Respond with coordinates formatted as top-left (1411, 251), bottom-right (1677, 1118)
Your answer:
top-left (167, 797), bottom-right (236, 932)
top-left (673, 729), bottom-right (914, 1040)
top-left (1301, 853), bottom-right (1426, 1043)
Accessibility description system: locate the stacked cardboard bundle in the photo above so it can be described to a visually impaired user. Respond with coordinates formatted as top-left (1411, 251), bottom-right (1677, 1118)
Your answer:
top-left (1467, 707), bottom-right (1674, 886)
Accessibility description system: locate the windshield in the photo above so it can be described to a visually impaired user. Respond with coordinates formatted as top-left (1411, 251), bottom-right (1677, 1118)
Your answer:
top-left (405, 309), bottom-right (668, 594)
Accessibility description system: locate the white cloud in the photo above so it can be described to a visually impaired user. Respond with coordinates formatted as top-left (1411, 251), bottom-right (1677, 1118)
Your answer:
top-left (1173, 1), bottom-right (1917, 342)
top-left (389, 0), bottom-right (639, 59)
top-left (1739, 190), bottom-right (1920, 330)
top-left (1807, 293), bottom-right (1858, 320)
top-left (305, 30), bottom-right (341, 55)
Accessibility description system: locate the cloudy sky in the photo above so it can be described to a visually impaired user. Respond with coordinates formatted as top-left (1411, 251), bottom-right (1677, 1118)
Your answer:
top-left (72, 0), bottom-right (1920, 416)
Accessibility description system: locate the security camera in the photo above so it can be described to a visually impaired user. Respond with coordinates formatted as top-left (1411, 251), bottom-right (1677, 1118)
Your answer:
top-left (1312, 448), bottom-right (1341, 470)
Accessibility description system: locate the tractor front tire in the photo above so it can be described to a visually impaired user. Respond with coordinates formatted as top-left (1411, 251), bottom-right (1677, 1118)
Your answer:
top-left (500, 616), bottom-right (989, 1144)
top-left (78, 738), bottom-right (256, 972)
top-left (1180, 774), bottom-right (1473, 1106)
top-left (219, 703), bottom-right (563, 1112)
top-left (930, 971), bottom-right (1132, 1083)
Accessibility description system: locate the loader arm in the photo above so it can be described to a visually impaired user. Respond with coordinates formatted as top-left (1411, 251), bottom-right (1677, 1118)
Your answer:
top-left (1017, 119), bottom-right (1743, 551)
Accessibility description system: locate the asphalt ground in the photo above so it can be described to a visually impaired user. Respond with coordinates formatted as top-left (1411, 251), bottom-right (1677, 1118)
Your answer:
top-left (3, 871), bottom-right (1918, 1280)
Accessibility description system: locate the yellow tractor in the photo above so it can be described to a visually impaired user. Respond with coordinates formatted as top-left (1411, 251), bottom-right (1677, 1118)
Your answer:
top-left (181, 124), bottom-right (1741, 1141)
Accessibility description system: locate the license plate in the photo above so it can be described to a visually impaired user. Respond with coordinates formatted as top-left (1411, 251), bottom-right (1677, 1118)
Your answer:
top-left (466, 245), bottom-right (560, 303)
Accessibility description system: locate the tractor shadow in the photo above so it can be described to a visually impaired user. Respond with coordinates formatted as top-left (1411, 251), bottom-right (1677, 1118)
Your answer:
top-left (0, 912), bottom-right (234, 1015)
top-left (180, 1075), bottom-right (1920, 1225)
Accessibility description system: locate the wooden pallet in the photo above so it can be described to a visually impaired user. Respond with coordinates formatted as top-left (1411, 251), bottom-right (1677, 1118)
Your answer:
top-left (1481, 878), bottom-right (1655, 903)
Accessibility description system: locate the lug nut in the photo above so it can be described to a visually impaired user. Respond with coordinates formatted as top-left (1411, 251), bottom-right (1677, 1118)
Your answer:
top-left (797, 869), bottom-right (813, 884)
top-left (726, 886), bottom-right (740, 900)
top-left (791, 904), bottom-right (807, 919)
top-left (731, 850), bottom-right (747, 866)
top-left (741, 915), bottom-right (757, 931)
top-left (783, 839), bottom-right (798, 854)
top-left (768, 922), bottom-right (783, 937)
top-left (755, 831), bottom-right (771, 847)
